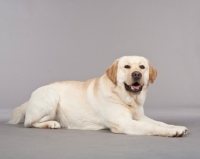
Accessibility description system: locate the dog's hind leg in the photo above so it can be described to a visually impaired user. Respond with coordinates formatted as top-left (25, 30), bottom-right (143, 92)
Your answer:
top-left (24, 86), bottom-right (61, 129)
top-left (32, 121), bottom-right (61, 129)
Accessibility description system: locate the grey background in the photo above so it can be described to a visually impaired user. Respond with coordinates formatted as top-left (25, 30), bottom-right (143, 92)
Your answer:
top-left (0, 1), bottom-right (200, 159)
top-left (1, 0), bottom-right (200, 114)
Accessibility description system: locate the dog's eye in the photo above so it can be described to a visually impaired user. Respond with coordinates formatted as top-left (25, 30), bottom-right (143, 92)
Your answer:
top-left (124, 65), bottom-right (131, 69)
top-left (139, 65), bottom-right (145, 69)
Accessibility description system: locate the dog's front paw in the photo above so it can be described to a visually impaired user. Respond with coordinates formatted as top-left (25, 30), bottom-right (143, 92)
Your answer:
top-left (159, 128), bottom-right (183, 137)
top-left (169, 127), bottom-right (187, 137)
top-left (161, 127), bottom-right (187, 137)
top-left (174, 126), bottom-right (188, 135)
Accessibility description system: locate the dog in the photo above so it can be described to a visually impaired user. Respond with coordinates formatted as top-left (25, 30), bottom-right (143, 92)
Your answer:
top-left (9, 56), bottom-right (188, 137)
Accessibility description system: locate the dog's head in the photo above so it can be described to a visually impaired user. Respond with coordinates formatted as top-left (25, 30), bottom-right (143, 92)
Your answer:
top-left (106, 56), bottom-right (157, 93)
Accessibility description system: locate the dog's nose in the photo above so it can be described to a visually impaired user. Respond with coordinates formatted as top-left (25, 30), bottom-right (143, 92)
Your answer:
top-left (132, 71), bottom-right (142, 80)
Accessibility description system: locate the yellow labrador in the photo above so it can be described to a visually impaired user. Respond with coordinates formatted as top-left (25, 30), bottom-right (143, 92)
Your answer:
top-left (9, 56), bottom-right (188, 137)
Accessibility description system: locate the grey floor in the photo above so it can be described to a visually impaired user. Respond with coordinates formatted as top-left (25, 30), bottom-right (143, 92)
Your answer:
top-left (0, 107), bottom-right (199, 159)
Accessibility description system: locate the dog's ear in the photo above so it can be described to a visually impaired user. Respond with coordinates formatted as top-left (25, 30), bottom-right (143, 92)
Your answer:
top-left (106, 60), bottom-right (119, 85)
top-left (148, 62), bottom-right (157, 84)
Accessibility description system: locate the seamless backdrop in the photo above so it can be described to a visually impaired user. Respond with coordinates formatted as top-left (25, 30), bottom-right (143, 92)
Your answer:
top-left (0, 0), bottom-right (200, 121)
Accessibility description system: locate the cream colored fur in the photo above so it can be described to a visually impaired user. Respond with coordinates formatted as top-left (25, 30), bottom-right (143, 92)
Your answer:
top-left (9, 56), bottom-right (188, 137)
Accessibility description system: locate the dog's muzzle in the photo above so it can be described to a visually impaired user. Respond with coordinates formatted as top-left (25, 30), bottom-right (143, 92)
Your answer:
top-left (124, 82), bottom-right (143, 93)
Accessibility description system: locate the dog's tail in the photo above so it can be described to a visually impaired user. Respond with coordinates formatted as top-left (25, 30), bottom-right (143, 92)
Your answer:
top-left (9, 101), bottom-right (28, 124)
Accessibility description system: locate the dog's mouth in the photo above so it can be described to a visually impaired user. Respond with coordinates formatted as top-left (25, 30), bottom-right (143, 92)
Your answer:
top-left (124, 82), bottom-right (143, 93)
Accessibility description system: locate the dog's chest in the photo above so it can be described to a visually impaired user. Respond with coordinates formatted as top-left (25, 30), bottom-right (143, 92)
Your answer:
top-left (129, 106), bottom-right (144, 120)
top-left (124, 95), bottom-right (145, 120)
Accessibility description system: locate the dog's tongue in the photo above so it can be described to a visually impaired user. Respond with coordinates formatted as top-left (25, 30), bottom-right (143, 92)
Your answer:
top-left (131, 85), bottom-right (140, 90)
